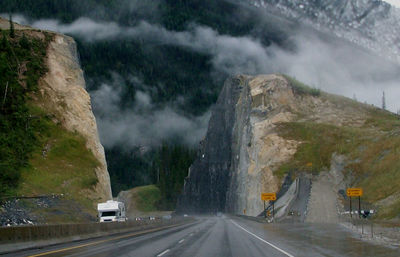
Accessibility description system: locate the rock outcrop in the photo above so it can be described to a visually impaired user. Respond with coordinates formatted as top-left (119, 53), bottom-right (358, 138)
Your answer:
top-left (1, 17), bottom-right (112, 201)
top-left (36, 34), bottom-right (112, 201)
top-left (180, 74), bottom-right (372, 216)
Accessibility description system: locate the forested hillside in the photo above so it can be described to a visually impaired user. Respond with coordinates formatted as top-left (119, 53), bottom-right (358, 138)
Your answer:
top-left (0, 26), bottom-right (51, 197)
top-left (0, 0), bottom-right (294, 207)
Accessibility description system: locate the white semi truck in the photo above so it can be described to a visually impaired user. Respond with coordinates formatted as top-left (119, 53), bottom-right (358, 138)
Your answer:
top-left (97, 200), bottom-right (127, 222)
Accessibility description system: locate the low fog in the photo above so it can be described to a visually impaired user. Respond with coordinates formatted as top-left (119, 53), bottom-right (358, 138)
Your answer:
top-left (5, 13), bottom-right (400, 147)
top-left (91, 74), bottom-right (211, 149)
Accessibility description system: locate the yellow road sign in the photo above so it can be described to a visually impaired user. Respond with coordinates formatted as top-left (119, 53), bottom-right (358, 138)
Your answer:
top-left (261, 193), bottom-right (276, 201)
top-left (347, 188), bottom-right (363, 197)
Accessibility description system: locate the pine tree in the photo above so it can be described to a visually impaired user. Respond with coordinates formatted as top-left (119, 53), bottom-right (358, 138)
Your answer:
top-left (19, 33), bottom-right (30, 49)
top-left (9, 14), bottom-right (15, 38)
top-left (1, 31), bottom-right (8, 49)
top-left (382, 91), bottom-right (386, 110)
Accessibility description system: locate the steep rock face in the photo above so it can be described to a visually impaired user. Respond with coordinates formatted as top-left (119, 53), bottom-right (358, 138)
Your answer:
top-left (37, 34), bottom-right (112, 201)
top-left (181, 74), bottom-right (369, 216)
top-left (180, 76), bottom-right (245, 212)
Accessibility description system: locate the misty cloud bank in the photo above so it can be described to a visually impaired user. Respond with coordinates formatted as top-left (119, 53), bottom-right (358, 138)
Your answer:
top-left (5, 13), bottom-right (400, 147)
top-left (91, 76), bottom-right (211, 149)
top-left (11, 15), bottom-right (400, 112)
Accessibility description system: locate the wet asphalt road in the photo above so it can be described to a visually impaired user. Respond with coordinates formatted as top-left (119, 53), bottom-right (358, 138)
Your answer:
top-left (4, 216), bottom-right (399, 257)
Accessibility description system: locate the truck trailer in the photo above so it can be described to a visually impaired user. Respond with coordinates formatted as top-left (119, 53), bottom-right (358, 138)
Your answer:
top-left (97, 200), bottom-right (127, 222)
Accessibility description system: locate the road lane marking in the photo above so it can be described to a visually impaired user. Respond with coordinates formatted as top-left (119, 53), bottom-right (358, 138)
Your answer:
top-left (157, 249), bottom-right (170, 256)
top-left (189, 233), bottom-right (193, 236)
top-left (27, 223), bottom-right (191, 257)
top-left (178, 239), bottom-right (185, 244)
top-left (230, 220), bottom-right (295, 257)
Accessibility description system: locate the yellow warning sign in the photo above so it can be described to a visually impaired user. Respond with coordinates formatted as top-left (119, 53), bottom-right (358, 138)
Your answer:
top-left (261, 193), bottom-right (276, 201)
top-left (346, 188), bottom-right (363, 197)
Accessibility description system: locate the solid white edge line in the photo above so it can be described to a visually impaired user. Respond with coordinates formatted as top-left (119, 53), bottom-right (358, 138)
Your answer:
top-left (230, 220), bottom-right (295, 257)
top-left (178, 239), bottom-right (185, 244)
top-left (157, 249), bottom-right (170, 257)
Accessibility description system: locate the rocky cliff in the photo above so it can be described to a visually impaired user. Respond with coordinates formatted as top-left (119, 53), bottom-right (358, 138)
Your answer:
top-left (36, 34), bottom-right (112, 201)
top-left (0, 17), bottom-right (112, 224)
top-left (181, 74), bottom-right (400, 220)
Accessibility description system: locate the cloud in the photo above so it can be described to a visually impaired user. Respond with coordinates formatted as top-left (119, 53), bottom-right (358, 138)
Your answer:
top-left (268, 31), bottom-right (400, 111)
top-left (32, 18), bottom-right (122, 42)
top-left (91, 77), bottom-right (211, 149)
top-left (0, 13), bottom-right (29, 25)
top-left (6, 14), bottom-right (400, 111)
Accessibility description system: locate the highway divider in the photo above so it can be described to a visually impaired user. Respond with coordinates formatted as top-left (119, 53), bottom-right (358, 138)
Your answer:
top-left (0, 217), bottom-right (195, 254)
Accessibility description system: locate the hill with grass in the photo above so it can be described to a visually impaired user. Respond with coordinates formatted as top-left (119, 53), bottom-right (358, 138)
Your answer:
top-left (181, 74), bottom-right (400, 221)
top-left (117, 185), bottom-right (173, 218)
top-left (0, 18), bottom-right (111, 225)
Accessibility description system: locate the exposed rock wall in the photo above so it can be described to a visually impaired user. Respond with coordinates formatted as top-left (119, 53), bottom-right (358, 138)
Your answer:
top-left (179, 76), bottom-right (244, 212)
top-left (37, 34), bottom-right (112, 201)
top-left (180, 74), bottom-right (368, 216)
top-left (180, 75), bottom-right (300, 215)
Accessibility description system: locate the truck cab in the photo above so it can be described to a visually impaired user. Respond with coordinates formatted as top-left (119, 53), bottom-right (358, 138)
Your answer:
top-left (97, 200), bottom-right (127, 222)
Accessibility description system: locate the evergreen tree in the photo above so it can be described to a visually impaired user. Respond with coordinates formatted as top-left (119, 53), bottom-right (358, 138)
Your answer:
top-left (9, 14), bottom-right (15, 38)
top-left (1, 31), bottom-right (8, 49)
top-left (382, 91), bottom-right (386, 110)
top-left (19, 33), bottom-right (30, 49)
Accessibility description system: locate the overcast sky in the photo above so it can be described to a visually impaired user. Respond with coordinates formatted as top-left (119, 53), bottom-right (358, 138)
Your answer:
top-left (384, 0), bottom-right (400, 8)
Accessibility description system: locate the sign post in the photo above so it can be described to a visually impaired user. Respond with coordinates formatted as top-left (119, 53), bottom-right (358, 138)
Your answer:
top-left (346, 188), bottom-right (363, 218)
top-left (261, 193), bottom-right (277, 220)
top-left (272, 201), bottom-right (275, 218)
top-left (349, 196), bottom-right (352, 218)
top-left (264, 200), bottom-right (266, 218)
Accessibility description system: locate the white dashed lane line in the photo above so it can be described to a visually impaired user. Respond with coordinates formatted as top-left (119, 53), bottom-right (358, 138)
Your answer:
top-left (178, 239), bottom-right (185, 244)
top-left (157, 249), bottom-right (170, 257)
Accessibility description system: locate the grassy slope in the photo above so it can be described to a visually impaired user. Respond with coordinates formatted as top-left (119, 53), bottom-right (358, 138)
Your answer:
top-left (0, 29), bottom-right (100, 222)
top-left (274, 80), bottom-right (400, 220)
top-left (131, 185), bottom-right (161, 212)
top-left (119, 185), bottom-right (166, 218)
top-left (18, 105), bottom-right (100, 220)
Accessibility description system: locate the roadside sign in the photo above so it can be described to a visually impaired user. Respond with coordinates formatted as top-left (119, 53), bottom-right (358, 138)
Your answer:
top-left (261, 193), bottom-right (276, 201)
top-left (347, 188), bottom-right (363, 197)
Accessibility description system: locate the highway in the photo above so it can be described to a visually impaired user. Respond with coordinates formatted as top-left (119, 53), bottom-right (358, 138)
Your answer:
top-left (4, 216), bottom-right (399, 257)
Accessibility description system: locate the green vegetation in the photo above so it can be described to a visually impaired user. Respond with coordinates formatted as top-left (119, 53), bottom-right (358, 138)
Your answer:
top-left (0, 29), bottom-right (99, 220)
top-left (276, 103), bottom-right (400, 219)
top-left (108, 143), bottom-right (195, 209)
top-left (0, 30), bottom-right (51, 197)
top-left (132, 185), bottom-right (161, 212)
top-left (18, 105), bottom-right (100, 200)
top-left (154, 144), bottom-right (196, 210)
top-left (282, 74), bottom-right (320, 96)
top-left (274, 122), bottom-right (361, 177)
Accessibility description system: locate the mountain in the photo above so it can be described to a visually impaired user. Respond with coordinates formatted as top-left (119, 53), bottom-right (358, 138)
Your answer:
top-left (1, 0), bottom-right (399, 208)
top-left (0, 18), bottom-right (111, 225)
top-left (241, 0), bottom-right (400, 63)
top-left (180, 74), bottom-right (400, 220)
